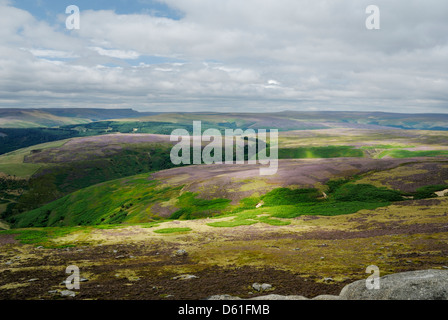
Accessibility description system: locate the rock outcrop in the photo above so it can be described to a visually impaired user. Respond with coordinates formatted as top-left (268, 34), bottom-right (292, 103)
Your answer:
top-left (339, 269), bottom-right (448, 300)
top-left (206, 269), bottom-right (448, 300)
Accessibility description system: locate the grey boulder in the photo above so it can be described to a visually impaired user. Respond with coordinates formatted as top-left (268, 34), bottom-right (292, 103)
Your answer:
top-left (339, 269), bottom-right (448, 300)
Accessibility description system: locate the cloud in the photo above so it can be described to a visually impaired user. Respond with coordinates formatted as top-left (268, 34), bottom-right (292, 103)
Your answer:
top-left (27, 49), bottom-right (80, 59)
top-left (90, 47), bottom-right (141, 60)
top-left (0, 0), bottom-right (447, 112)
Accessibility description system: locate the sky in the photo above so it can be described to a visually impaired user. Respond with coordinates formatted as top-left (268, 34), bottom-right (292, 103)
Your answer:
top-left (0, 0), bottom-right (447, 113)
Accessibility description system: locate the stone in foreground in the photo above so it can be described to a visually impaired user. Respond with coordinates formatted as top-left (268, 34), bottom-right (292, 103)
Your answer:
top-left (339, 269), bottom-right (448, 300)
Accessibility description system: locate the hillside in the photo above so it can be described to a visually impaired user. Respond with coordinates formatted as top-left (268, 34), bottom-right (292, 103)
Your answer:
top-left (9, 157), bottom-right (448, 228)
top-left (1, 112), bottom-right (448, 301)
top-left (112, 111), bottom-right (448, 131)
top-left (1, 175), bottom-right (448, 300)
top-left (0, 108), bottom-right (160, 154)
top-left (3, 110), bottom-right (448, 156)
top-left (0, 134), bottom-right (179, 220)
top-left (2, 125), bottom-right (448, 227)
top-left (0, 108), bottom-right (157, 128)
top-left (0, 109), bottom-right (90, 128)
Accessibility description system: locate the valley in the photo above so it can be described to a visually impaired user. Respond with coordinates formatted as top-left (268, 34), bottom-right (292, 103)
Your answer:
top-left (1, 110), bottom-right (448, 300)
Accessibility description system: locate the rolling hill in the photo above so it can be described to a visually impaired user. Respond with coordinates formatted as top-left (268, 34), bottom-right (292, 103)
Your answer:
top-left (111, 111), bottom-right (448, 131)
top-left (9, 156), bottom-right (448, 228)
top-left (2, 110), bottom-right (448, 301)
top-left (2, 124), bottom-right (448, 227)
top-left (0, 108), bottom-right (158, 128)
top-left (3, 110), bottom-right (448, 156)
top-left (0, 108), bottom-right (160, 154)
top-left (0, 134), bottom-right (180, 220)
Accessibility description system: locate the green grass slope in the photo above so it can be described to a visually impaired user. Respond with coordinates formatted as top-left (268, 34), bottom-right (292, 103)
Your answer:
top-left (9, 168), bottom-right (409, 229)
top-left (0, 135), bottom-right (181, 220)
top-left (10, 175), bottom-right (231, 228)
top-left (278, 146), bottom-right (364, 159)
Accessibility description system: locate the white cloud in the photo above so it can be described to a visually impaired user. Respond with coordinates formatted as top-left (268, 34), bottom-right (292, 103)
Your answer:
top-left (89, 47), bottom-right (141, 60)
top-left (27, 48), bottom-right (79, 59)
top-left (268, 80), bottom-right (280, 86)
